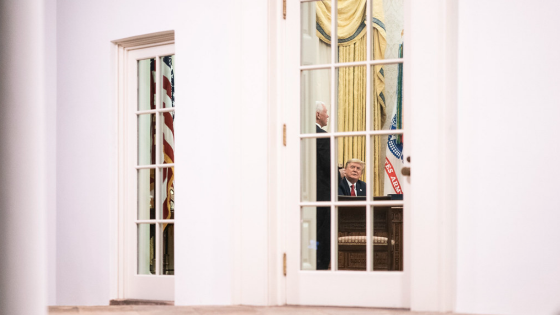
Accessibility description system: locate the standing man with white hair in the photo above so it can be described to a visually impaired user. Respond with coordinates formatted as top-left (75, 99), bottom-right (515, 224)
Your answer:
top-left (315, 101), bottom-right (330, 202)
top-left (315, 101), bottom-right (331, 270)
top-left (316, 101), bottom-right (329, 131)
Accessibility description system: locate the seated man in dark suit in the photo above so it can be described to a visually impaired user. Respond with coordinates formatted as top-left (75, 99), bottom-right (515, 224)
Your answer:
top-left (338, 158), bottom-right (366, 197)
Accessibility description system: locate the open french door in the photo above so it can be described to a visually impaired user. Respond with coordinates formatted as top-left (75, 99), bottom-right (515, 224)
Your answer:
top-left (123, 43), bottom-right (175, 300)
top-left (285, 0), bottom-right (411, 307)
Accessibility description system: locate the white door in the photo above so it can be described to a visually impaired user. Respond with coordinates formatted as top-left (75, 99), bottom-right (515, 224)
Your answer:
top-left (124, 43), bottom-right (175, 300)
top-left (286, 0), bottom-right (410, 307)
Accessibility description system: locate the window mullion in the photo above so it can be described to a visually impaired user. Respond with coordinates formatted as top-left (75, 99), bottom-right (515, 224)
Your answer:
top-left (329, 0), bottom-right (338, 272)
top-left (155, 55), bottom-right (161, 166)
top-left (135, 107), bottom-right (175, 116)
top-left (154, 55), bottom-right (161, 275)
top-left (299, 201), bottom-right (404, 208)
top-left (135, 163), bottom-right (175, 170)
top-left (299, 59), bottom-right (404, 71)
top-left (154, 54), bottom-right (162, 221)
top-left (365, 0), bottom-right (373, 272)
top-left (299, 129), bottom-right (404, 139)
top-left (135, 219), bottom-right (175, 224)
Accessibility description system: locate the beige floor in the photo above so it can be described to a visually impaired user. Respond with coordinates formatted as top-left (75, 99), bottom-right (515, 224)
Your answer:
top-left (49, 305), bottom-right (476, 315)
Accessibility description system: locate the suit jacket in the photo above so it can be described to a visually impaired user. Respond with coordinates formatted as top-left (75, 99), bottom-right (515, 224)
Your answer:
top-left (316, 125), bottom-right (331, 202)
top-left (338, 178), bottom-right (367, 196)
top-left (315, 125), bottom-right (332, 269)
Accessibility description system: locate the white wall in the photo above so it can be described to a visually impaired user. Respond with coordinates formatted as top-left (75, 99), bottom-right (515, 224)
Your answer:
top-left (174, 0), bottom-right (270, 306)
top-left (57, 0), bottom-right (271, 306)
top-left (45, 0), bottom-right (58, 306)
top-left (56, 0), bottom-right (179, 305)
top-left (456, 1), bottom-right (560, 314)
top-left (173, 1), bottom-right (237, 305)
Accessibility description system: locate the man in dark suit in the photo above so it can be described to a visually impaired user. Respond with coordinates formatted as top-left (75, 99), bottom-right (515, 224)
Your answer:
top-left (315, 101), bottom-right (331, 270)
top-left (316, 102), bottom-right (330, 202)
top-left (338, 159), bottom-right (366, 197)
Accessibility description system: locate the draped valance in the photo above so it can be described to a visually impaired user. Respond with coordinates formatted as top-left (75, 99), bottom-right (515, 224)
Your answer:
top-left (315, 0), bottom-right (386, 47)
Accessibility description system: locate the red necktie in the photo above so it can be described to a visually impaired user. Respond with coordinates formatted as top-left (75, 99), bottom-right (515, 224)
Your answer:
top-left (350, 184), bottom-right (356, 196)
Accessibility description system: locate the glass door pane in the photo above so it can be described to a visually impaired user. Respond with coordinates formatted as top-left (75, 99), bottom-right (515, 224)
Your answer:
top-left (371, 205), bottom-right (403, 271)
top-left (162, 223), bottom-right (174, 275)
top-left (138, 223), bottom-right (155, 275)
top-left (301, 0), bottom-right (333, 66)
top-left (289, 0), bottom-right (406, 307)
top-left (138, 58), bottom-right (155, 111)
top-left (301, 69), bottom-right (331, 134)
top-left (338, 206), bottom-right (367, 271)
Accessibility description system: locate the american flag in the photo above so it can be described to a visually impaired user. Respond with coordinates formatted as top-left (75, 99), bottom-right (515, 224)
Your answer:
top-left (161, 56), bottom-right (174, 221)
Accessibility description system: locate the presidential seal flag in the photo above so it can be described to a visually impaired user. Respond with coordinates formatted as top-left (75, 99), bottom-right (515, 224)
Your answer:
top-left (384, 115), bottom-right (404, 195)
top-left (384, 43), bottom-right (404, 196)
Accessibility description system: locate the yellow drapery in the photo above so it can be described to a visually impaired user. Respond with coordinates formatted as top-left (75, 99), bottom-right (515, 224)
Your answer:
top-left (316, 0), bottom-right (367, 47)
top-left (316, 0), bottom-right (387, 195)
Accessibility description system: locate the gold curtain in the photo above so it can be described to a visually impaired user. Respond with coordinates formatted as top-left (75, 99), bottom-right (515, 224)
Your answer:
top-left (316, 0), bottom-right (387, 194)
top-left (316, 0), bottom-right (367, 47)
top-left (337, 37), bottom-right (366, 182)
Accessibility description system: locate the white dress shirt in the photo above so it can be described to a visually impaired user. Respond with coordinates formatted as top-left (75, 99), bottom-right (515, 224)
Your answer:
top-left (345, 178), bottom-right (357, 195)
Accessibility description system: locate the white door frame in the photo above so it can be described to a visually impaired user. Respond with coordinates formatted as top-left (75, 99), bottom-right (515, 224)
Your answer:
top-left (112, 31), bottom-right (175, 301)
top-left (406, 0), bottom-right (458, 311)
top-left (285, 0), bottom-right (408, 308)
top-left (270, 0), bottom-right (458, 311)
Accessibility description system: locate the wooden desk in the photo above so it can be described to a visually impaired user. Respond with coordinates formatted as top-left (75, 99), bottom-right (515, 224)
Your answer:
top-left (337, 197), bottom-right (403, 271)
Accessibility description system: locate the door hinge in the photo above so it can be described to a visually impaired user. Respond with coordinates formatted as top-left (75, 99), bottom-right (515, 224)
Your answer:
top-left (283, 253), bottom-right (287, 276)
top-left (283, 0), bottom-right (286, 19)
top-left (283, 124), bottom-right (287, 146)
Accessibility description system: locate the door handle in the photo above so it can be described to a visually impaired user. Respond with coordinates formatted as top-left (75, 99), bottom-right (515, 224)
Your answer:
top-left (401, 156), bottom-right (411, 176)
top-left (401, 167), bottom-right (410, 176)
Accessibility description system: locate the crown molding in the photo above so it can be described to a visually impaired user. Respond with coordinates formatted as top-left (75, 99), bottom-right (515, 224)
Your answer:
top-left (112, 30), bottom-right (174, 48)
